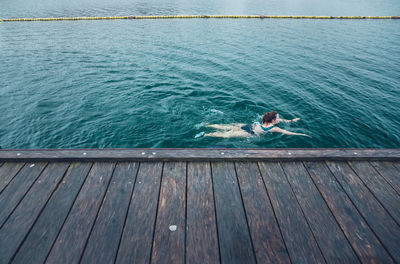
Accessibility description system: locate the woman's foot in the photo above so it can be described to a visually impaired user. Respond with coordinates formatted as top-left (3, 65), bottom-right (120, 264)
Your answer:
top-left (195, 131), bottom-right (205, 138)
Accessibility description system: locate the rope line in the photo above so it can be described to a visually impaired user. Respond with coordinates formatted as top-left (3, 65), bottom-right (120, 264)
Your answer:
top-left (0, 15), bottom-right (399, 22)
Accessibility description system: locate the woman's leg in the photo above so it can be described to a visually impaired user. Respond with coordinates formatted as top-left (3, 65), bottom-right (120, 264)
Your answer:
top-left (205, 123), bottom-right (246, 130)
top-left (205, 130), bottom-right (250, 138)
top-left (205, 124), bottom-right (236, 130)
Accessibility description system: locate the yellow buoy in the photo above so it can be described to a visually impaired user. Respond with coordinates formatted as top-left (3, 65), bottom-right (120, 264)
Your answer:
top-left (1, 15), bottom-right (399, 22)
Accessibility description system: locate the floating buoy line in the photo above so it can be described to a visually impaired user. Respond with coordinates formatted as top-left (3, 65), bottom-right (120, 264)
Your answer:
top-left (0, 15), bottom-right (399, 22)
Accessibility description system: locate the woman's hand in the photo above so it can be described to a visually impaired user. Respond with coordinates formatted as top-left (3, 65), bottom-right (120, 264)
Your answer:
top-left (292, 118), bottom-right (300, 122)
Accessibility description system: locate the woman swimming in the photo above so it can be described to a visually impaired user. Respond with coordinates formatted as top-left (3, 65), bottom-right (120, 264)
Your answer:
top-left (204, 111), bottom-right (310, 138)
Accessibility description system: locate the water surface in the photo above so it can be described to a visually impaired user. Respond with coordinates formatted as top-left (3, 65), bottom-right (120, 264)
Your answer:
top-left (0, 0), bottom-right (399, 148)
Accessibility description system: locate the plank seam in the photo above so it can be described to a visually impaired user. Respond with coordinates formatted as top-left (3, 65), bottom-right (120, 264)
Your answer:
top-left (184, 161), bottom-right (188, 264)
top-left (256, 162), bottom-right (293, 264)
top-left (0, 162), bottom-right (26, 196)
top-left (114, 162), bottom-right (141, 263)
top-left (279, 162), bottom-right (327, 264)
top-left (324, 161), bottom-right (396, 262)
top-left (78, 162), bottom-right (118, 263)
top-left (346, 162), bottom-right (400, 227)
top-left (209, 162), bottom-right (222, 264)
top-left (369, 161), bottom-right (400, 196)
top-left (149, 162), bottom-right (165, 264)
top-left (0, 162), bottom-right (48, 229)
top-left (10, 162), bottom-right (72, 262)
top-left (233, 162), bottom-right (258, 264)
top-left (301, 162), bottom-right (362, 264)
top-left (43, 162), bottom-right (94, 263)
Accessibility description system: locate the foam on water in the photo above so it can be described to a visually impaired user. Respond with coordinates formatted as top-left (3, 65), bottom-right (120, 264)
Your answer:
top-left (210, 109), bottom-right (224, 115)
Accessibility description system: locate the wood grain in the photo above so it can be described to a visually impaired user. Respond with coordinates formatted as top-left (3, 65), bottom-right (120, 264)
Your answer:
top-left (211, 162), bottom-right (256, 264)
top-left (115, 162), bottom-right (163, 264)
top-left (281, 161), bottom-right (359, 263)
top-left (80, 162), bottom-right (139, 264)
top-left (0, 162), bottom-right (24, 193)
top-left (393, 161), bottom-right (400, 171)
top-left (235, 161), bottom-right (290, 264)
top-left (151, 162), bottom-right (186, 264)
top-left (0, 152), bottom-right (398, 264)
top-left (305, 161), bottom-right (394, 263)
top-left (370, 161), bottom-right (400, 196)
top-left (1, 148), bottom-right (400, 161)
top-left (45, 162), bottom-right (115, 264)
top-left (12, 162), bottom-right (92, 264)
top-left (258, 161), bottom-right (325, 263)
top-left (0, 162), bottom-right (70, 264)
top-left (186, 162), bottom-right (219, 264)
top-left (0, 162), bottom-right (47, 227)
top-left (349, 161), bottom-right (400, 225)
top-left (327, 161), bottom-right (400, 262)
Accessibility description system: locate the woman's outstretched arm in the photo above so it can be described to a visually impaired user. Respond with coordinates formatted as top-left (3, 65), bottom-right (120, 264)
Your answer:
top-left (271, 127), bottom-right (310, 137)
top-left (278, 118), bottom-right (300, 123)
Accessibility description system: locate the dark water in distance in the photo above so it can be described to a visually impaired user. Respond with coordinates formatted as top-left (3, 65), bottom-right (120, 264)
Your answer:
top-left (1, 0), bottom-right (400, 148)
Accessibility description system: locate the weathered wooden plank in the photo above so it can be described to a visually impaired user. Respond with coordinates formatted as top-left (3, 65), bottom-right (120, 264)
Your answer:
top-left (1, 148), bottom-right (400, 161)
top-left (151, 162), bottom-right (186, 264)
top-left (258, 161), bottom-right (325, 263)
top-left (235, 162), bottom-right (290, 264)
top-left (326, 161), bottom-right (400, 262)
top-left (0, 162), bottom-right (24, 193)
top-left (0, 162), bottom-right (70, 264)
top-left (393, 161), bottom-right (400, 171)
top-left (370, 161), bottom-right (400, 195)
top-left (281, 161), bottom-right (359, 263)
top-left (0, 162), bottom-right (47, 227)
top-left (45, 162), bottom-right (115, 264)
top-left (186, 162), bottom-right (219, 264)
top-left (304, 161), bottom-right (395, 263)
top-left (211, 162), bottom-right (256, 264)
top-left (12, 162), bottom-right (92, 264)
top-left (349, 161), bottom-right (400, 225)
top-left (115, 162), bottom-right (163, 264)
top-left (80, 162), bottom-right (139, 264)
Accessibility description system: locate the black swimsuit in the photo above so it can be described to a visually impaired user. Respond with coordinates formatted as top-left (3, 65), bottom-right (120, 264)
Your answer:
top-left (241, 124), bottom-right (255, 135)
top-left (241, 122), bottom-right (276, 135)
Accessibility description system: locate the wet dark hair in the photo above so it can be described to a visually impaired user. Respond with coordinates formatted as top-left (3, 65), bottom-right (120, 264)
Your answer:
top-left (262, 111), bottom-right (278, 124)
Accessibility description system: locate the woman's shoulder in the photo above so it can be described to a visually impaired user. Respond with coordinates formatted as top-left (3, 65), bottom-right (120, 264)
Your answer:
top-left (254, 122), bottom-right (277, 133)
top-left (253, 122), bottom-right (264, 133)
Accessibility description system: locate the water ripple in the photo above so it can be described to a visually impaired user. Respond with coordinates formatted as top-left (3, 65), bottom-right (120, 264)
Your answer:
top-left (1, 5), bottom-right (400, 148)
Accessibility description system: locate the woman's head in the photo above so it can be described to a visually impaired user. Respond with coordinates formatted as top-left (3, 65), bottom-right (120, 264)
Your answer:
top-left (262, 111), bottom-right (278, 124)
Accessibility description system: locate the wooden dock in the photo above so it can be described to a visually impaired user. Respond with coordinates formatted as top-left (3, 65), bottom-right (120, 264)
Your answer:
top-left (0, 149), bottom-right (399, 263)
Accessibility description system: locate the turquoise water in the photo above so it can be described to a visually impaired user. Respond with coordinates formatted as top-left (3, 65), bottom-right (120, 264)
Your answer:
top-left (1, 0), bottom-right (400, 148)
